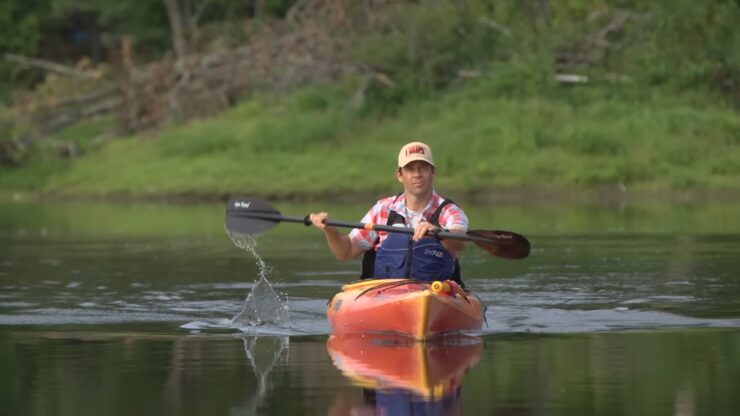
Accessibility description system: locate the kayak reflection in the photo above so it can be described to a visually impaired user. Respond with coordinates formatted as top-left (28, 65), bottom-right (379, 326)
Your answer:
top-left (327, 334), bottom-right (482, 415)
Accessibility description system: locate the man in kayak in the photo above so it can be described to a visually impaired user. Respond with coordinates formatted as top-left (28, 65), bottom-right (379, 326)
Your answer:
top-left (309, 141), bottom-right (469, 284)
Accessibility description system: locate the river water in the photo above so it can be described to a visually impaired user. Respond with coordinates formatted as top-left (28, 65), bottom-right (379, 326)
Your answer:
top-left (0, 198), bottom-right (738, 415)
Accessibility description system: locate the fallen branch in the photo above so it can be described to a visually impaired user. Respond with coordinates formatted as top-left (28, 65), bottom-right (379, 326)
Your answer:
top-left (555, 73), bottom-right (589, 84)
top-left (33, 96), bottom-right (121, 138)
top-left (9, 88), bottom-right (118, 115)
top-left (3, 53), bottom-right (100, 80)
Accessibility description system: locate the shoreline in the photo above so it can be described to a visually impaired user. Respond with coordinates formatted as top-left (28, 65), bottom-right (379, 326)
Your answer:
top-left (4, 185), bottom-right (740, 206)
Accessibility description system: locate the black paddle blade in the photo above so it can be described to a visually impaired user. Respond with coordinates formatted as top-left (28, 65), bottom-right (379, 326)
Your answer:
top-left (467, 229), bottom-right (531, 259)
top-left (225, 196), bottom-right (282, 235)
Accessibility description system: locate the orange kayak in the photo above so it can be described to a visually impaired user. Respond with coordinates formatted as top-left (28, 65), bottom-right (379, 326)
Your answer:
top-left (326, 333), bottom-right (483, 399)
top-left (326, 279), bottom-right (485, 340)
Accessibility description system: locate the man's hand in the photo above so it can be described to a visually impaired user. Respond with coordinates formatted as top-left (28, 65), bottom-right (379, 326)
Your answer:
top-left (309, 212), bottom-right (329, 230)
top-left (413, 221), bottom-right (441, 241)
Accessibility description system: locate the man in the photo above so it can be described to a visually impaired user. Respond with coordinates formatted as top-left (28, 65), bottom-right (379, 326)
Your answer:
top-left (309, 141), bottom-right (469, 283)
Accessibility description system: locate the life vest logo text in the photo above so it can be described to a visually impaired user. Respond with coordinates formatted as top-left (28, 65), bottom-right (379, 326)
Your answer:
top-left (424, 248), bottom-right (444, 258)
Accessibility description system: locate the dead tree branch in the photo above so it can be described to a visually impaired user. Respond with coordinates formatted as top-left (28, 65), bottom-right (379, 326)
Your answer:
top-left (3, 53), bottom-right (101, 80)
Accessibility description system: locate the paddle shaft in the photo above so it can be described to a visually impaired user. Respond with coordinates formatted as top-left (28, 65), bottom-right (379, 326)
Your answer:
top-left (234, 211), bottom-right (513, 245)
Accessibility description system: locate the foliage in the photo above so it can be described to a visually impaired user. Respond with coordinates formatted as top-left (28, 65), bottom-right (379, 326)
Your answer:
top-left (1, 0), bottom-right (739, 197)
top-left (0, 0), bottom-right (301, 98)
top-left (350, 1), bottom-right (501, 85)
top-left (1, 79), bottom-right (737, 197)
top-left (341, 0), bottom-right (739, 111)
top-left (0, 0), bottom-right (51, 100)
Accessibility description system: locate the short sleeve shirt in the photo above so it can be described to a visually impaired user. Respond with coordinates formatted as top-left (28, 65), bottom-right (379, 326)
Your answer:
top-left (348, 191), bottom-right (469, 251)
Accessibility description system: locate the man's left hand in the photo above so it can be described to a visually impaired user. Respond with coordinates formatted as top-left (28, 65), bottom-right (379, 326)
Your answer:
top-left (413, 221), bottom-right (441, 241)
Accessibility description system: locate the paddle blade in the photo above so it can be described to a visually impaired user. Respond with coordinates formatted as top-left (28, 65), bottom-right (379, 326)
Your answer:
top-left (225, 197), bottom-right (282, 235)
top-left (467, 229), bottom-right (531, 259)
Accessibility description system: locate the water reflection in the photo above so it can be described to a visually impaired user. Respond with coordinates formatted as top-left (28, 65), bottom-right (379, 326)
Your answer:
top-left (233, 336), bottom-right (290, 415)
top-left (327, 334), bottom-right (482, 415)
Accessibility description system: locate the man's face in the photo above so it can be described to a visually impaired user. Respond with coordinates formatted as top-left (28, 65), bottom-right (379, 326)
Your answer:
top-left (397, 161), bottom-right (435, 197)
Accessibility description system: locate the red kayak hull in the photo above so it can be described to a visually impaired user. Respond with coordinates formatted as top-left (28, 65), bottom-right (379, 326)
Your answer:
top-left (326, 279), bottom-right (485, 340)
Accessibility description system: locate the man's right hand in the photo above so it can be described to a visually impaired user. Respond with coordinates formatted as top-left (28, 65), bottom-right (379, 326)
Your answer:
top-left (309, 212), bottom-right (329, 230)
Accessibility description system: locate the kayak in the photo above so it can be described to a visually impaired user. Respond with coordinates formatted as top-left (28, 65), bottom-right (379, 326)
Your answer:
top-left (326, 333), bottom-right (482, 398)
top-left (326, 278), bottom-right (485, 340)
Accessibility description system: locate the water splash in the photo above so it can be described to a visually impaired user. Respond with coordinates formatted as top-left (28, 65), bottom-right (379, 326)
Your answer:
top-left (227, 230), bottom-right (290, 327)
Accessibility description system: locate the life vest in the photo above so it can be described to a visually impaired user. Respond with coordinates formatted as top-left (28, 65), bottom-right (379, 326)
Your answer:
top-left (360, 196), bottom-right (463, 285)
top-left (363, 387), bottom-right (460, 414)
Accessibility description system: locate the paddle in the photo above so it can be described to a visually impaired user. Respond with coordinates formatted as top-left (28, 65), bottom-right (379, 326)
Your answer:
top-left (225, 197), bottom-right (530, 259)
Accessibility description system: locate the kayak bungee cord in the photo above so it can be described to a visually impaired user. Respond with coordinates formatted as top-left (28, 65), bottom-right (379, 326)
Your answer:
top-left (354, 279), bottom-right (419, 300)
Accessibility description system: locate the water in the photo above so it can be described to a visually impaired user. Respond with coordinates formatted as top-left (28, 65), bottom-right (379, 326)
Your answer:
top-left (0, 199), bottom-right (739, 415)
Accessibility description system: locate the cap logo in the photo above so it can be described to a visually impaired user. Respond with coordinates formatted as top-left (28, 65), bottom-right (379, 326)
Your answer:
top-left (405, 145), bottom-right (426, 156)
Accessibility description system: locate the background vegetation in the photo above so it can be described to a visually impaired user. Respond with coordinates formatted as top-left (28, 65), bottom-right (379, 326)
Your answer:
top-left (1, 0), bottom-right (738, 200)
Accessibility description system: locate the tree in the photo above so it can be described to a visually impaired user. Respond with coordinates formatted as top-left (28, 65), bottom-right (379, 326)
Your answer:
top-left (0, 0), bottom-right (52, 100)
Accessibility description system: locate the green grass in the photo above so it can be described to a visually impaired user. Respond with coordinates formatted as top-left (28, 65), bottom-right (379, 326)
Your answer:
top-left (1, 79), bottom-right (739, 199)
top-left (54, 116), bottom-right (115, 152)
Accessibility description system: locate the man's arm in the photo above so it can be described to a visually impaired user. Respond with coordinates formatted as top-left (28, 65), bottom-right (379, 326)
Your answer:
top-left (309, 212), bottom-right (364, 260)
top-left (440, 225), bottom-right (466, 253)
top-left (410, 222), bottom-right (466, 254)
top-left (436, 203), bottom-right (470, 254)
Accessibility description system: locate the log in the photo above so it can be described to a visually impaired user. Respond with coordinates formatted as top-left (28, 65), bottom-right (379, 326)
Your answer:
top-left (3, 53), bottom-right (99, 80)
top-left (555, 73), bottom-right (589, 84)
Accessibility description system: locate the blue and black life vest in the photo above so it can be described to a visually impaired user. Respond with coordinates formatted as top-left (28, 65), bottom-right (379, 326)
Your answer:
top-left (363, 387), bottom-right (460, 415)
top-left (360, 196), bottom-right (463, 285)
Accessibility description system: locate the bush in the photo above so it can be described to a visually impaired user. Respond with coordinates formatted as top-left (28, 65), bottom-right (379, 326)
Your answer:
top-left (345, 0), bottom-right (504, 113)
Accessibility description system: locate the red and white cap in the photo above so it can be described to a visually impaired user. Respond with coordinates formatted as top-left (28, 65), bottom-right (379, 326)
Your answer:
top-left (398, 141), bottom-right (435, 168)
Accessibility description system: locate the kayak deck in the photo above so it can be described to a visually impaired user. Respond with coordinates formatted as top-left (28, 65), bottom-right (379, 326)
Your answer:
top-left (326, 279), bottom-right (484, 340)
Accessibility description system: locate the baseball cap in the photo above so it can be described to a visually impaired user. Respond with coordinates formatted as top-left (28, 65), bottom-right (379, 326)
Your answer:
top-left (398, 141), bottom-right (435, 168)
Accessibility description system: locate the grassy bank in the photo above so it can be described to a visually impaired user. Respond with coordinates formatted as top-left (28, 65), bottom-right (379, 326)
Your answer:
top-left (1, 77), bottom-right (739, 200)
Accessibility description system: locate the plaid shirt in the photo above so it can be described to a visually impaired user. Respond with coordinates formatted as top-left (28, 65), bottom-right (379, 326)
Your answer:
top-left (349, 191), bottom-right (469, 251)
